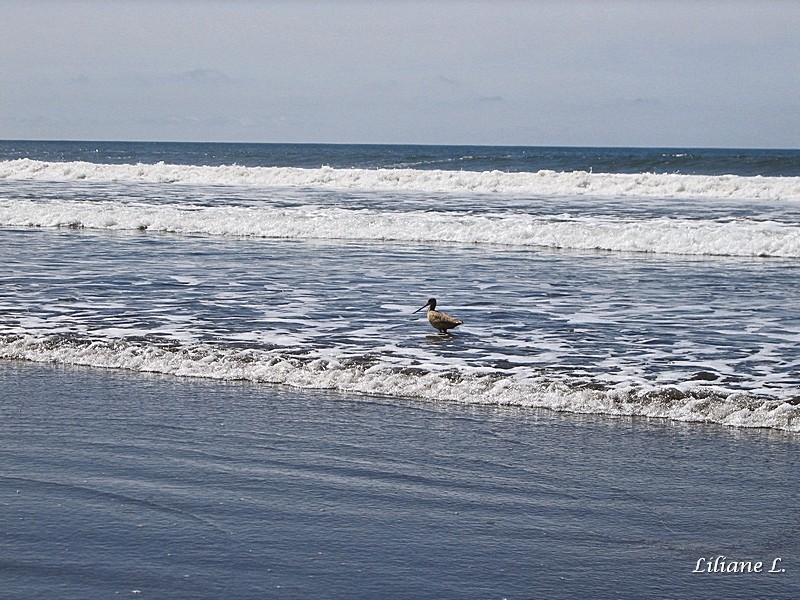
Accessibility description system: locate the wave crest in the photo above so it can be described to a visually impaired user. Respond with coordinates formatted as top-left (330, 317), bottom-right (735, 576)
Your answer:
top-left (3, 158), bottom-right (800, 201)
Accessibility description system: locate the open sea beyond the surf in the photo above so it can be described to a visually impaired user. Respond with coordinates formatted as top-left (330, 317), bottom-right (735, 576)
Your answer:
top-left (2, 141), bottom-right (800, 598)
top-left (1, 141), bottom-right (800, 431)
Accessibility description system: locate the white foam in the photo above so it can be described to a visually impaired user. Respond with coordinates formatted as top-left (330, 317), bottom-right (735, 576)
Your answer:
top-left (2, 198), bottom-right (799, 258)
top-left (2, 158), bottom-right (800, 201)
top-left (1, 335), bottom-right (797, 433)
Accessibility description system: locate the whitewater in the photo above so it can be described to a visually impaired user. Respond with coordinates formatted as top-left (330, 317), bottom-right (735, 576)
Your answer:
top-left (3, 197), bottom-right (800, 258)
top-left (1, 334), bottom-right (796, 432)
top-left (3, 159), bottom-right (800, 258)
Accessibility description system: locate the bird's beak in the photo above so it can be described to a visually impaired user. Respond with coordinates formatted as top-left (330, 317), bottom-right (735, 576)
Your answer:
top-left (413, 302), bottom-right (429, 314)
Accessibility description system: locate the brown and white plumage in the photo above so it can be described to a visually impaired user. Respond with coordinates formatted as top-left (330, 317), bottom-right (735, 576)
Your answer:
top-left (413, 297), bottom-right (463, 333)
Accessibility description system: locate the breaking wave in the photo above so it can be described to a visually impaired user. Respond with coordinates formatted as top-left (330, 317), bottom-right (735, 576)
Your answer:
top-left (2, 198), bottom-right (799, 258)
top-left (1, 334), bottom-right (797, 432)
top-left (3, 158), bottom-right (800, 201)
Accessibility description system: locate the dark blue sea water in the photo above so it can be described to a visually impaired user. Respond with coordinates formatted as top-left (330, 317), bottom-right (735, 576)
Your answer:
top-left (3, 139), bottom-right (800, 175)
top-left (1, 141), bottom-right (800, 597)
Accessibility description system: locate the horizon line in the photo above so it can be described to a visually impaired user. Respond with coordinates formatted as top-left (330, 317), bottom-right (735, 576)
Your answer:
top-left (2, 138), bottom-right (799, 152)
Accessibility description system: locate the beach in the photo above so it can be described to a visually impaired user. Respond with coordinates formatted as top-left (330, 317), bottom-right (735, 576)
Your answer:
top-left (2, 360), bottom-right (798, 599)
top-left (2, 141), bottom-right (800, 598)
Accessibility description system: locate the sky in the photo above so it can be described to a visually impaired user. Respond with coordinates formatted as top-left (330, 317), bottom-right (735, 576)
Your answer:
top-left (2, 0), bottom-right (799, 148)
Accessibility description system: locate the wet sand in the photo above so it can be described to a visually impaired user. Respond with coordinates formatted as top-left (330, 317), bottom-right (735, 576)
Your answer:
top-left (1, 361), bottom-right (798, 599)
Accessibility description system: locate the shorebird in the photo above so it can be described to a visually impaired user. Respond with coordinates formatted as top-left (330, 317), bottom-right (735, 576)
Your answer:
top-left (413, 298), bottom-right (463, 333)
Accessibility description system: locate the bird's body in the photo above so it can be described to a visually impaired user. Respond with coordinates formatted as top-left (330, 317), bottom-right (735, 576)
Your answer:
top-left (413, 298), bottom-right (463, 333)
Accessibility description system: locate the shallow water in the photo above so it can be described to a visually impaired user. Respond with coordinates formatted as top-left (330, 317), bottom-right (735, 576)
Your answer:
top-left (1, 222), bottom-right (798, 430)
top-left (1, 361), bottom-right (798, 599)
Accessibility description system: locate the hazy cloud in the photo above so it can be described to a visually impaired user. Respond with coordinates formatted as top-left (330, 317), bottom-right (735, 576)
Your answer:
top-left (2, 0), bottom-right (798, 147)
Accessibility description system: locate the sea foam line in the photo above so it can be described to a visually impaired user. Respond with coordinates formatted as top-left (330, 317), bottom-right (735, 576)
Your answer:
top-left (2, 158), bottom-right (800, 201)
top-left (2, 198), bottom-right (800, 258)
top-left (1, 335), bottom-right (797, 432)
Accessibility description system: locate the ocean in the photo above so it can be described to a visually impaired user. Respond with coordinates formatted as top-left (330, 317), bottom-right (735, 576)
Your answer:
top-left (1, 141), bottom-right (799, 598)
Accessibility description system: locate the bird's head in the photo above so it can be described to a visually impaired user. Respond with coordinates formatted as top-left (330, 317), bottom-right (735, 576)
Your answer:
top-left (413, 297), bottom-right (437, 313)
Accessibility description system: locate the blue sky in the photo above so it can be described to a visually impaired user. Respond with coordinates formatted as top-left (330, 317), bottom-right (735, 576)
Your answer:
top-left (2, 0), bottom-right (798, 147)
